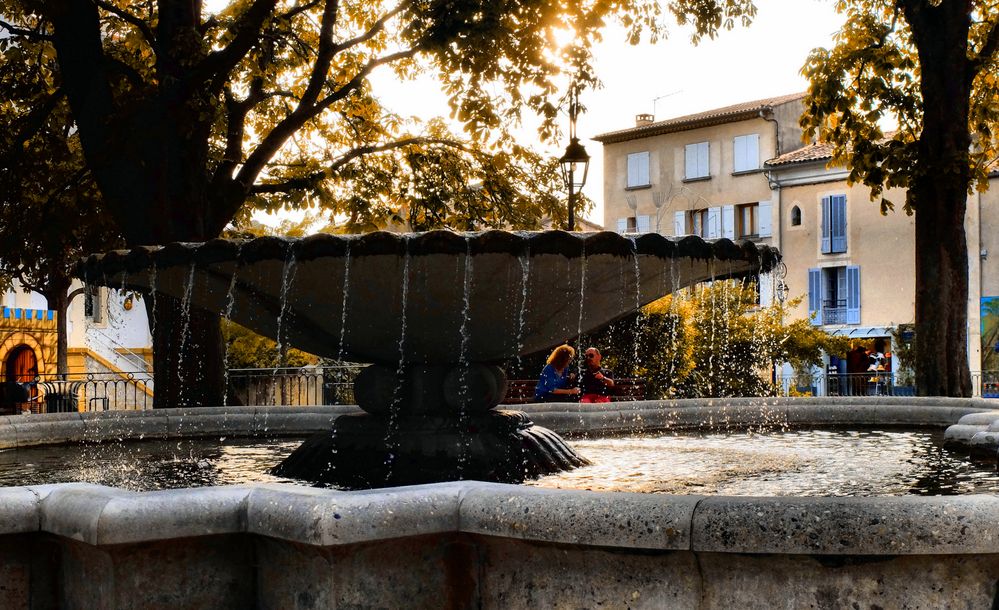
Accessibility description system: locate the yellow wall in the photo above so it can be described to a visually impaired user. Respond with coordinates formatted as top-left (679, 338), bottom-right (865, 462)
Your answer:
top-left (0, 308), bottom-right (58, 379)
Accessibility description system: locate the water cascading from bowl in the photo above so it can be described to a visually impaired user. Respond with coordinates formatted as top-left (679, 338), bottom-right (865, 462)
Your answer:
top-left (76, 230), bottom-right (780, 488)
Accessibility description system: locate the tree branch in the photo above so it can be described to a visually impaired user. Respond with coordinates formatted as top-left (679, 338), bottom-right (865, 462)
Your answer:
top-left (248, 136), bottom-right (470, 194)
top-left (191, 0), bottom-right (277, 93)
top-left (0, 18), bottom-right (53, 41)
top-left (970, 21), bottom-right (999, 84)
top-left (330, 0), bottom-right (410, 54)
top-left (0, 89), bottom-right (64, 165)
top-left (94, 0), bottom-right (155, 46)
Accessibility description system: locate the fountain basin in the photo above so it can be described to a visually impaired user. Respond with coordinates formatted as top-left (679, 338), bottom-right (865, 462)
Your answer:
top-left (2, 399), bottom-right (999, 608)
top-left (77, 230), bottom-right (779, 364)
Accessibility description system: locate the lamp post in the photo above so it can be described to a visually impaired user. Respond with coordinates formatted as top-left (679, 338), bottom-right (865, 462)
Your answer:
top-left (559, 86), bottom-right (590, 231)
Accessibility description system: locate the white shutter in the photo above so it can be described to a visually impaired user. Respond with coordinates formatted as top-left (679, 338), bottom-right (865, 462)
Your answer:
top-left (706, 207), bottom-right (721, 238)
top-left (636, 215), bottom-right (651, 233)
top-left (673, 211), bottom-right (686, 236)
top-left (616, 218), bottom-right (627, 234)
top-left (759, 272), bottom-right (773, 306)
top-left (685, 144), bottom-right (698, 179)
top-left (627, 152), bottom-right (650, 187)
top-left (746, 134), bottom-right (759, 170)
top-left (758, 201), bottom-right (772, 237)
top-left (698, 142), bottom-right (709, 177)
top-left (734, 137), bottom-right (747, 173)
top-left (722, 205), bottom-right (735, 239)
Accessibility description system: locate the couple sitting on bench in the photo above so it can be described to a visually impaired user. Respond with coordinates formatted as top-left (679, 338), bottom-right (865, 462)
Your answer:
top-left (534, 344), bottom-right (615, 404)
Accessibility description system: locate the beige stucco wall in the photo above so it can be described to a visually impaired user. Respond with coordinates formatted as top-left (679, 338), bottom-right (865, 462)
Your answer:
top-left (601, 115), bottom-right (781, 234)
top-left (778, 181), bottom-right (916, 330)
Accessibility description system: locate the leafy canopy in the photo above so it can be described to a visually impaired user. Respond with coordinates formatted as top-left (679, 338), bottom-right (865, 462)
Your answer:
top-left (1, 0), bottom-right (758, 238)
top-left (800, 0), bottom-right (999, 214)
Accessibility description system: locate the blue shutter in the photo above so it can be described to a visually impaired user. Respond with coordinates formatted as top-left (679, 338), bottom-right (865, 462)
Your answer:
top-left (831, 195), bottom-right (847, 253)
top-left (808, 268), bottom-right (823, 325)
top-left (846, 265), bottom-right (861, 324)
top-left (820, 196), bottom-right (831, 253)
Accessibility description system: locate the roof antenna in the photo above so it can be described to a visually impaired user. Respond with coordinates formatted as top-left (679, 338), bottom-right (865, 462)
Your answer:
top-left (651, 90), bottom-right (682, 120)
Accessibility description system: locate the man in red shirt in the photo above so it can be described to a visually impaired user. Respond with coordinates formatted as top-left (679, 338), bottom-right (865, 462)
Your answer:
top-left (580, 347), bottom-right (615, 403)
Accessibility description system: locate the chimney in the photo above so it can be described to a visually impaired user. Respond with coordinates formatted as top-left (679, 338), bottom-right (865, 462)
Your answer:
top-left (635, 113), bottom-right (654, 127)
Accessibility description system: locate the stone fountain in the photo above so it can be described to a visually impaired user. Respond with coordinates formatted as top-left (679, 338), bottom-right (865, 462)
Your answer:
top-left (77, 229), bottom-right (778, 487)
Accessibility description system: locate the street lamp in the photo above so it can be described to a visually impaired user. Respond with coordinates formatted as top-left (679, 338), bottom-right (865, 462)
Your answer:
top-left (559, 86), bottom-right (589, 231)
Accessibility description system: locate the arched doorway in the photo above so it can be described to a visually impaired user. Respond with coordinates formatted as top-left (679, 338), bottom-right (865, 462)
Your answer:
top-left (4, 345), bottom-right (39, 413)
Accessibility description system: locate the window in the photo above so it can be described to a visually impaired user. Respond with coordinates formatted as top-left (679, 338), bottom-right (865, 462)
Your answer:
top-left (615, 215), bottom-right (651, 234)
top-left (684, 142), bottom-right (709, 180)
top-left (733, 134), bottom-right (760, 173)
top-left (84, 286), bottom-right (104, 324)
top-left (733, 202), bottom-right (772, 238)
top-left (738, 204), bottom-right (757, 238)
top-left (626, 152), bottom-right (650, 188)
top-left (790, 206), bottom-right (802, 226)
top-left (821, 195), bottom-right (847, 253)
top-left (808, 266), bottom-right (860, 325)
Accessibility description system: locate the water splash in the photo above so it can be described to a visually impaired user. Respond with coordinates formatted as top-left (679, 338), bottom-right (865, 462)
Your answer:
top-left (336, 241), bottom-right (352, 363)
top-left (274, 243), bottom-right (297, 365)
top-left (456, 237), bottom-right (474, 478)
top-left (514, 246), bottom-right (531, 372)
top-left (176, 262), bottom-right (197, 402)
top-left (221, 246), bottom-right (243, 407)
top-left (384, 236), bottom-right (411, 480)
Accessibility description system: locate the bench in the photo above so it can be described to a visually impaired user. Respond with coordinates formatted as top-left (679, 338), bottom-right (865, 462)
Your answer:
top-left (500, 378), bottom-right (646, 404)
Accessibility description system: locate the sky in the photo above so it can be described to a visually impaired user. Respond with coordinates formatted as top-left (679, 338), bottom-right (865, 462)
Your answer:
top-left (260, 0), bottom-right (846, 228)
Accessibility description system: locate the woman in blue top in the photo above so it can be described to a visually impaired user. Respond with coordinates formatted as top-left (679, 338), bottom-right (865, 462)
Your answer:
top-left (534, 344), bottom-right (580, 402)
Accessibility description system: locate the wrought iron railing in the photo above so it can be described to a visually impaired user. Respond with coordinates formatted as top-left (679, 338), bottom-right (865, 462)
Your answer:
top-left (225, 365), bottom-right (364, 407)
top-left (777, 371), bottom-right (999, 398)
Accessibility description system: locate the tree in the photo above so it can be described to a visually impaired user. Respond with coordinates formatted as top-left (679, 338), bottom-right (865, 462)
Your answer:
top-left (0, 30), bottom-right (121, 374)
top-left (1, 0), bottom-right (757, 407)
top-left (590, 280), bottom-right (850, 398)
top-left (800, 0), bottom-right (999, 396)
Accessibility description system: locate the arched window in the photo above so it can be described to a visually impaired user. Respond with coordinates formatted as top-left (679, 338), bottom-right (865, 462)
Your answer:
top-left (790, 205), bottom-right (802, 226)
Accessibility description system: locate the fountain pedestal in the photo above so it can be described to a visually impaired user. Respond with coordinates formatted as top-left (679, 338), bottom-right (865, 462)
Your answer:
top-left (272, 363), bottom-right (588, 487)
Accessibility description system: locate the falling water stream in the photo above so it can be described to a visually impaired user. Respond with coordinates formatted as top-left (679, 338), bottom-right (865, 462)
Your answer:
top-left (383, 237), bottom-right (411, 479)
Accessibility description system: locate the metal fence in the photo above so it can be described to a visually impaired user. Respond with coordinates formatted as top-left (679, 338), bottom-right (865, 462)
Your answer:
top-left (225, 365), bottom-right (364, 407)
top-left (776, 371), bottom-right (999, 398)
top-left (2, 371), bottom-right (156, 414)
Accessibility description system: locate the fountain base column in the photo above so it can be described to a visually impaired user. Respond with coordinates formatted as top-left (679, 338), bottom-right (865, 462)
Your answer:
top-left (272, 410), bottom-right (588, 488)
top-left (271, 363), bottom-right (589, 488)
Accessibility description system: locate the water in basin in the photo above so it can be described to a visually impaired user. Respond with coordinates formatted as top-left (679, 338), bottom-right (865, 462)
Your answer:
top-left (1, 429), bottom-right (996, 495)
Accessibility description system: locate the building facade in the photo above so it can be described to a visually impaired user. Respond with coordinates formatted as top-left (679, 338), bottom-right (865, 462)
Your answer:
top-left (596, 93), bottom-right (999, 393)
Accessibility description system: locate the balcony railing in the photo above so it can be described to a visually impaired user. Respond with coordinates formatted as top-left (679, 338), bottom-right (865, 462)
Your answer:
top-left (821, 299), bottom-right (847, 325)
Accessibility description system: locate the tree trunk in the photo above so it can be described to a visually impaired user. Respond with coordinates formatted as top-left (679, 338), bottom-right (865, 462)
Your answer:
top-left (40, 272), bottom-right (72, 377)
top-left (146, 295), bottom-right (225, 408)
top-left (904, 1), bottom-right (973, 397)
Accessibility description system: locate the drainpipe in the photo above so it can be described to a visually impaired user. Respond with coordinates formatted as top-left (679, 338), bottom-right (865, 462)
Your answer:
top-left (760, 108), bottom-right (782, 256)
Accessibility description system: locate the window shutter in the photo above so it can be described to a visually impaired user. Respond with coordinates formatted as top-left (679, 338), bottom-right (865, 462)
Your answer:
top-left (636, 215), bottom-right (651, 233)
top-left (616, 218), bottom-right (627, 234)
top-left (699, 142), bottom-right (709, 177)
top-left (831, 195), bottom-right (847, 252)
top-left (745, 134), bottom-right (759, 170)
top-left (706, 207), bottom-right (721, 238)
top-left (685, 144), bottom-right (698, 179)
top-left (734, 137), bottom-right (746, 173)
top-left (820, 196), bottom-right (831, 253)
top-left (627, 152), bottom-right (649, 187)
top-left (758, 201), bottom-right (772, 237)
top-left (808, 268), bottom-right (823, 325)
top-left (846, 265), bottom-right (861, 324)
top-left (673, 211), bottom-right (686, 236)
top-left (759, 272), bottom-right (773, 306)
top-left (722, 205), bottom-right (735, 239)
